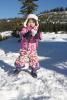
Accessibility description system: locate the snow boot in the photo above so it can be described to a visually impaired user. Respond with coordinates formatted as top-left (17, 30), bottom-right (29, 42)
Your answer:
top-left (29, 66), bottom-right (40, 71)
top-left (14, 66), bottom-right (22, 74)
top-left (29, 66), bottom-right (40, 78)
top-left (14, 69), bottom-right (21, 74)
top-left (14, 63), bottom-right (25, 74)
top-left (31, 70), bottom-right (37, 78)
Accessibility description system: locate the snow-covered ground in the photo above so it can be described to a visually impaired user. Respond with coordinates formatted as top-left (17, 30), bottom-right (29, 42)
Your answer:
top-left (0, 32), bottom-right (67, 100)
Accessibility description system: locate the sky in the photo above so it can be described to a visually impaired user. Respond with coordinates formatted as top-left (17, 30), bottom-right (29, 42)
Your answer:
top-left (0, 0), bottom-right (67, 19)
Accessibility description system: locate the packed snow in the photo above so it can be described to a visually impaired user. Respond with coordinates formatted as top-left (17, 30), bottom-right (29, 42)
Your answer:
top-left (0, 31), bottom-right (67, 100)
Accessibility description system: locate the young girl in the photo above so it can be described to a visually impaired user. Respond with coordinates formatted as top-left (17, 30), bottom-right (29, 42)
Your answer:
top-left (14, 14), bottom-right (42, 78)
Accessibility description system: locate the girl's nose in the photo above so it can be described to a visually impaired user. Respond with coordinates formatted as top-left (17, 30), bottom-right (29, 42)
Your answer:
top-left (30, 24), bottom-right (33, 27)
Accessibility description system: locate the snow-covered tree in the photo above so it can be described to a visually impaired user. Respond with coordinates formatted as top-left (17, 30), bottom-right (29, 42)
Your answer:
top-left (18, 0), bottom-right (39, 16)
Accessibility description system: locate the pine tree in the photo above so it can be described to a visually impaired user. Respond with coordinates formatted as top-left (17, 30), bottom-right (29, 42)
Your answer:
top-left (18, 0), bottom-right (38, 16)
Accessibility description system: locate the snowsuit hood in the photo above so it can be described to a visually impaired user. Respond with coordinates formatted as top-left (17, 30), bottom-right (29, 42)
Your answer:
top-left (24, 14), bottom-right (39, 27)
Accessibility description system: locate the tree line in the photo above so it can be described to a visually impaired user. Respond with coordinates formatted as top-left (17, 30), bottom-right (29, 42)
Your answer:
top-left (40, 7), bottom-right (67, 14)
top-left (39, 23), bottom-right (67, 33)
top-left (0, 15), bottom-right (67, 34)
top-left (0, 0), bottom-right (67, 35)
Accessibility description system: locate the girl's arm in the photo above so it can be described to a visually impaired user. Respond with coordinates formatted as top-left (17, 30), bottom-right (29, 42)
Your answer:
top-left (34, 30), bottom-right (42, 41)
top-left (19, 27), bottom-right (31, 38)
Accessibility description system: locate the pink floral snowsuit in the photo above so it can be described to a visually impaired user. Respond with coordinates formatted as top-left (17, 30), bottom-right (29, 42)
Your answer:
top-left (15, 26), bottom-right (41, 69)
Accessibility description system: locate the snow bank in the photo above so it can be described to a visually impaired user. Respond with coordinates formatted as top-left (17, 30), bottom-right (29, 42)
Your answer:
top-left (0, 31), bottom-right (12, 37)
top-left (42, 32), bottom-right (67, 42)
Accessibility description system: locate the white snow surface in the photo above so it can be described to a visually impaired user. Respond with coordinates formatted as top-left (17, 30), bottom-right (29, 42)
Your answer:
top-left (0, 31), bottom-right (12, 37)
top-left (0, 32), bottom-right (67, 100)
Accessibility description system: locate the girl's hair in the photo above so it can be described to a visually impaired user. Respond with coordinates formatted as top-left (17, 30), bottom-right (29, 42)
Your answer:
top-left (26, 18), bottom-right (37, 26)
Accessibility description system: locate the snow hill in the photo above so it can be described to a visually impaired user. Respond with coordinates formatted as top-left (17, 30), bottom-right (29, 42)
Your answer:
top-left (0, 32), bottom-right (67, 100)
top-left (38, 11), bottom-right (67, 24)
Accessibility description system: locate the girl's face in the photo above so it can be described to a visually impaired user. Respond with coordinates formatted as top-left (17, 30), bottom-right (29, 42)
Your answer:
top-left (27, 19), bottom-right (36, 28)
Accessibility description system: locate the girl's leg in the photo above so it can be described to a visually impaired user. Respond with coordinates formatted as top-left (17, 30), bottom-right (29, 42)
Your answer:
top-left (15, 48), bottom-right (27, 71)
top-left (29, 50), bottom-right (40, 77)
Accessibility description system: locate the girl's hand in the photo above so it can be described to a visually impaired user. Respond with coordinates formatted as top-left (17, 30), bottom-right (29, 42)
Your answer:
top-left (31, 29), bottom-right (37, 36)
top-left (23, 31), bottom-right (32, 39)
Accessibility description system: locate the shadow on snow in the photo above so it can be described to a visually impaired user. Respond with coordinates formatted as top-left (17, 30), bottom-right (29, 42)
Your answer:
top-left (0, 37), bottom-right (20, 53)
top-left (0, 37), bottom-right (67, 76)
top-left (0, 60), bottom-right (14, 75)
top-left (0, 37), bottom-right (20, 75)
top-left (38, 41), bottom-right (67, 76)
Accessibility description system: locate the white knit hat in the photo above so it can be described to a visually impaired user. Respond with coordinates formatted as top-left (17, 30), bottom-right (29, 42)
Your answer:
top-left (24, 14), bottom-right (39, 27)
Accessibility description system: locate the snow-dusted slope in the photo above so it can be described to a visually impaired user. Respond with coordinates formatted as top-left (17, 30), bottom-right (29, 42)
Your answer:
top-left (0, 32), bottom-right (67, 100)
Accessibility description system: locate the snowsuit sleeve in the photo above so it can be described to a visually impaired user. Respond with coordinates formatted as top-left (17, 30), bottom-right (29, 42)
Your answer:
top-left (19, 27), bottom-right (31, 38)
top-left (34, 31), bottom-right (42, 41)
